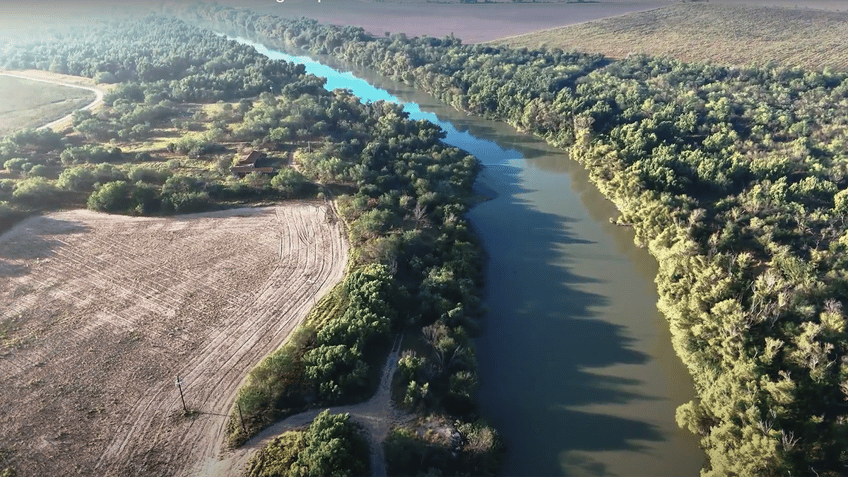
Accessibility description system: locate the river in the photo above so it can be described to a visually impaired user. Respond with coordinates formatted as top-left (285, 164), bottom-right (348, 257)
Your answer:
top-left (236, 36), bottom-right (705, 476)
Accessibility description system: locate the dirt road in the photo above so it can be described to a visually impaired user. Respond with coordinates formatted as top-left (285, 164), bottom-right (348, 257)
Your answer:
top-left (194, 334), bottom-right (410, 477)
top-left (0, 70), bottom-right (106, 131)
top-left (0, 204), bottom-right (347, 476)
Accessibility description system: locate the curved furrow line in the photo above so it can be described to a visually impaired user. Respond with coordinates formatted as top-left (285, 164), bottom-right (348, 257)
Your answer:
top-left (97, 205), bottom-right (346, 476)
top-left (94, 213), bottom-right (301, 471)
top-left (48, 240), bottom-right (186, 312)
top-left (175, 206), bottom-right (344, 473)
top-left (95, 238), bottom-right (232, 302)
top-left (93, 236), bottom-right (235, 301)
top-left (161, 251), bottom-right (320, 469)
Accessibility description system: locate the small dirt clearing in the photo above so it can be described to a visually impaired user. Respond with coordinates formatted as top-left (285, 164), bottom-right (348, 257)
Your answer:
top-left (0, 204), bottom-right (347, 476)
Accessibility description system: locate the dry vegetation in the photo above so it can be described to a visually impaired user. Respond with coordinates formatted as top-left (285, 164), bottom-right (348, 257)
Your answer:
top-left (0, 205), bottom-right (347, 476)
top-left (495, 3), bottom-right (848, 70)
top-left (216, 0), bottom-right (667, 43)
top-left (0, 74), bottom-right (96, 136)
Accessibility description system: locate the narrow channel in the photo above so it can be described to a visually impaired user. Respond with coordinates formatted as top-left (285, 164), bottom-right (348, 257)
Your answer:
top-left (236, 36), bottom-right (705, 476)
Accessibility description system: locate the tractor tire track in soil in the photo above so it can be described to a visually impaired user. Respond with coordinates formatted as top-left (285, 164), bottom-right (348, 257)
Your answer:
top-left (0, 204), bottom-right (347, 477)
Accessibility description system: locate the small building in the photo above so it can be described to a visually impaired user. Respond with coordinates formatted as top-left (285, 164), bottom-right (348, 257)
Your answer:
top-left (236, 150), bottom-right (266, 166)
top-left (231, 150), bottom-right (275, 177)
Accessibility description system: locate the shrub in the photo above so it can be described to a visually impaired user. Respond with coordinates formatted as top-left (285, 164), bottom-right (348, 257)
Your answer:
top-left (246, 411), bottom-right (368, 477)
top-left (245, 431), bottom-right (306, 477)
top-left (0, 179), bottom-right (15, 200)
top-left (271, 168), bottom-right (308, 197)
top-left (94, 71), bottom-right (117, 84)
top-left (3, 158), bottom-right (29, 173)
top-left (27, 165), bottom-right (48, 178)
top-left (92, 163), bottom-right (126, 183)
top-left (57, 167), bottom-right (96, 191)
top-left (294, 410), bottom-right (368, 477)
top-left (60, 145), bottom-right (122, 165)
top-left (162, 174), bottom-right (202, 195)
top-left (162, 191), bottom-right (211, 214)
top-left (87, 181), bottom-right (133, 213)
top-left (127, 165), bottom-right (170, 184)
top-left (131, 181), bottom-right (162, 215)
top-left (12, 177), bottom-right (59, 206)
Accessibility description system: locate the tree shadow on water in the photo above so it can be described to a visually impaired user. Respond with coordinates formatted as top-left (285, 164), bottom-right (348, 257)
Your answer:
top-left (468, 162), bottom-right (662, 477)
top-left (252, 48), bottom-right (677, 475)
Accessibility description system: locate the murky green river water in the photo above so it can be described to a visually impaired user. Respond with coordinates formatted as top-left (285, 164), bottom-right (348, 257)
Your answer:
top-left (240, 37), bottom-right (704, 476)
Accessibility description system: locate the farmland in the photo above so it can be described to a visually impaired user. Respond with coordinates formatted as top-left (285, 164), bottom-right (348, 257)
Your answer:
top-left (214, 0), bottom-right (668, 43)
top-left (494, 3), bottom-right (848, 70)
top-left (0, 74), bottom-right (96, 136)
top-left (0, 205), bottom-right (347, 476)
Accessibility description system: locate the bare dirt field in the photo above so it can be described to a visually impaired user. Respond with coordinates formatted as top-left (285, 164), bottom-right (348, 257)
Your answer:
top-left (0, 73), bottom-right (97, 136)
top-left (218, 0), bottom-right (670, 43)
top-left (0, 204), bottom-right (347, 476)
top-left (494, 3), bottom-right (848, 70)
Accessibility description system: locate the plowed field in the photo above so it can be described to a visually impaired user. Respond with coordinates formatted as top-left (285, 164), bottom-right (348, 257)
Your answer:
top-left (0, 204), bottom-right (347, 476)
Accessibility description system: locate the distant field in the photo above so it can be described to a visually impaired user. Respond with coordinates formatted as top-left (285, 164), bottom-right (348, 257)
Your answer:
top-left (217, 0), bottom-right (669, 43)
top-left (494, 3), bottom-right (848, 70)
top-left (0, 75), bottom-right (96, 136)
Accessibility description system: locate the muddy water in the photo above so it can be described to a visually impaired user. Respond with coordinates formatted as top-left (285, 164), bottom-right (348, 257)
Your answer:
top-left (239, 37), bottom-right (704, 476)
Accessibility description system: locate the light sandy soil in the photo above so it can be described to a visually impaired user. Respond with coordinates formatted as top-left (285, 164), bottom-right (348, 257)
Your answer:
top-left (0, 70), bottom-right (108, 132)
top-left (0, 204), bottom-right (347, 476)
top-left (494, 2), bottom-right (848, 70)
top-left (216, 0), bottom-right (671, 43)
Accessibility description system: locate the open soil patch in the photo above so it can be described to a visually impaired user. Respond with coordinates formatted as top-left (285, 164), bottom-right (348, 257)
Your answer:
top-left (0, 204), bottom-right (347, 476)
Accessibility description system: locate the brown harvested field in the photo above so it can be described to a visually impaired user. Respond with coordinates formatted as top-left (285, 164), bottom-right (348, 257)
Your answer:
top-left (0, 74), bottom-right (96, 136)
top-left (0, 204), bottom-right (347, 476)
top-left (217, 0), bottom-right (669, 43)
top-left (494, 3), bottom-right (848, 70)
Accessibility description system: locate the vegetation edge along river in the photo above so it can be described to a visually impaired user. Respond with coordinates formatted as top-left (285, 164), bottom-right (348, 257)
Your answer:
top-left (229, 33), bottom-right (703, 476)
top-left (177, 4), bottom-right (848, 477)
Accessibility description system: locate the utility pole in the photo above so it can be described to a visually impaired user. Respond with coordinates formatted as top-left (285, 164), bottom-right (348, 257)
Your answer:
top-left (175, 376), bottom-right (187, 415)
top-left (237, 401), bottom-right (247, 434)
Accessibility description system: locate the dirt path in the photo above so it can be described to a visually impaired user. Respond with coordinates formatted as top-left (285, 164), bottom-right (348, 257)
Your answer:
top-left (0, 70), bottom-right (106, 131)
top-left (0, 204), bottom-right (347, 477)
top-left (194, 334), bottom-right (410, 477)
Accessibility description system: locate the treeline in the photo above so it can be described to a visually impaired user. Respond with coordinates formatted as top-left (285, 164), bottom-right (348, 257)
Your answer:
top-left (0, 17), bottom-right (328, 224)
top-left (181, 4), bottom-right (848, 476)
top-left (227, 99), bottom-right (498, 469)
top-left (0, 16), bottom-right (304, 96)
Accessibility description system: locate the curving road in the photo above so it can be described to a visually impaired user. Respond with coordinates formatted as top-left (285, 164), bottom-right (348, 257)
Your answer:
top-left (193, 333), bottom-right (412, 477)
top-left (0, 71), bottom-right (105, 131)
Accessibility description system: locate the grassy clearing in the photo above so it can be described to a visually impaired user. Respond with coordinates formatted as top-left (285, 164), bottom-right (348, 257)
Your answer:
top-left (494, 3), bottom-right (848, 70)
top-left (0, 76), bottom-right (95, 136)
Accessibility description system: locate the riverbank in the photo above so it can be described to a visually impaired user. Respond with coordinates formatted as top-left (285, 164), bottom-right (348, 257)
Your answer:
top-left (219, 28), bottom-right (703, 476)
